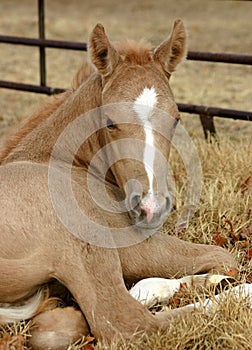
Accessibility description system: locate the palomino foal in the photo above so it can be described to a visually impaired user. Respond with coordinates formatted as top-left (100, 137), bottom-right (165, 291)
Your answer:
top-left (0, 20), bottom-right (236, 347)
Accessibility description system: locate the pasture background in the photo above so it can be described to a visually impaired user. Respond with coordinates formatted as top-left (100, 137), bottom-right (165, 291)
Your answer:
top-left (0, 0), bottom-right (252, 349)
top-left (0, 0), bottom-right (252, 137)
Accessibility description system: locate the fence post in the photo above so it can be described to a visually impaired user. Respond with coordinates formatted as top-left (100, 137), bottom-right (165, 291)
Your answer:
top-left (199, 114), bottom-right (218, 142)
top-left (38, 0), bottom-right (46, 86)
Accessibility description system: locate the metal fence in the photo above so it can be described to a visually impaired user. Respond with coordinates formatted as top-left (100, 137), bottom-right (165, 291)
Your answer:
top-left (0, 0), bottom-right (251, 138)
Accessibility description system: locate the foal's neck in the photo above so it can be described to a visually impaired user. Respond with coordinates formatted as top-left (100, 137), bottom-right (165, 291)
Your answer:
top-left (2, 74), bottom-right (102, 166)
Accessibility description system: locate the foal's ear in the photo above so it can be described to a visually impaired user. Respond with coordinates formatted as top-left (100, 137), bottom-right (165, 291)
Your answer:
top-left (154, 19), bottom-right (187, 74)
top-left (89, 24), bottom-right (121, 76)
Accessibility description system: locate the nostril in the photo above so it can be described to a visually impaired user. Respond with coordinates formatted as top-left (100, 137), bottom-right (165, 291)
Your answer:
top-left (130, 194), bottom-right (141, 211)
top-left (165, 196), bottom-right (172, 212)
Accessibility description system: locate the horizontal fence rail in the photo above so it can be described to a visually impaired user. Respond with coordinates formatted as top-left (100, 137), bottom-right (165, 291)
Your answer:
top-left (0, 35), bottom-right (88, 51)
top-left (0, 80), bottom-right (65, 95)
top-left (187, 51), bottom-right (252, 65)
top-left (1, 80), bottom-right (251, 122)
top-left (1, 34), bottom-right (252, 65)
top-left (177, 103), bottom-right (252, 121)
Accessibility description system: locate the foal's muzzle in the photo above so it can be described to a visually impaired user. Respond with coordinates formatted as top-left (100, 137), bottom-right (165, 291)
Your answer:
top-left (127, 192), bottom-right (172, 229)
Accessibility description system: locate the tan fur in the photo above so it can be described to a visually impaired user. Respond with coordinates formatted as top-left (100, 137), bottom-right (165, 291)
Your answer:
top-left (71, 60), bottom-right (96, 90)
top-left (29, 307), bottom-right (89, 350)
top-left (0, 20), bottom-right (237, 347)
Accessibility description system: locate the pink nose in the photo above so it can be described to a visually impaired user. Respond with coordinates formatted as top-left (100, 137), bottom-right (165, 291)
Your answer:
top-left (129, 192), bottom-right (171, 227)
top-left (140, 195), bottom-right (157, 223)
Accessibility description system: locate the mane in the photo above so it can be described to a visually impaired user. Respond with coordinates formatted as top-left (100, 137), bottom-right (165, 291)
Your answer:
top-left (0, 61), bottom-right (95, 163)
top-left (115, 39), bottom-right (153, 65)
top-left (71, 60), bottom-right (96, 91)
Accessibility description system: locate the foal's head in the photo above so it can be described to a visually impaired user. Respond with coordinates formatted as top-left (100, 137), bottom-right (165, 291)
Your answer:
top-left (89, 20), bottom-right (187, 229)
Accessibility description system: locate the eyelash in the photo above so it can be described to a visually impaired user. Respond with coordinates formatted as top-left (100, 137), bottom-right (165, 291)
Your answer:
top-left (106, 118), bottom-right (116, 130)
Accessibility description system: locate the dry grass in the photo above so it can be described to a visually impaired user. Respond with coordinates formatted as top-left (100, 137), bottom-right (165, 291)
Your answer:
top-left (96, 300), bottom-right (252, 350)
top-left (0, 0), bottom-right (251, 349)
top-left (0, 321), bottom-right (31, 349)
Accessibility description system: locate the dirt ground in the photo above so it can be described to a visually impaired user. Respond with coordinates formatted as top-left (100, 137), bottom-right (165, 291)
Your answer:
top-left (0, 0), bottom-right (252, 138)
top-left (0, 1), bottom-right (252, 349)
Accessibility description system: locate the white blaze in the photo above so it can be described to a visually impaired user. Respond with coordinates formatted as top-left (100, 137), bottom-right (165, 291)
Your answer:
top-left (133, 87), bottom-right (157, 194)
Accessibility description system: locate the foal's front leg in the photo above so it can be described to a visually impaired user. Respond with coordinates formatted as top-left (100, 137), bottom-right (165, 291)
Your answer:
top-left (119, 233), bottom-right (237, 284)
top-left (53, 239), bottom-right (158, 341)
top-left (54, 240), bottom-right (212, 343)
top-left (52, 235), bottom-right (233, 343)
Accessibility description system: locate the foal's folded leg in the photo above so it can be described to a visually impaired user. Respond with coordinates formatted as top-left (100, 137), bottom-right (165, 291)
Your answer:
top-left (119, 233), bottom-right (237, 284)
top-left (53, 240), bottom-right (159, 341)
top-left (29, 307), bottom-right (89, 350)
top-left (52, 239), bottom-right (204, 343)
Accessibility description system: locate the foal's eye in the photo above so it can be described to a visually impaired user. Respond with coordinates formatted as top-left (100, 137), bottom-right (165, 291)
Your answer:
top-left (173, 118), bottom-right (179, 128)
top-left (106, 118), bottom-right (116, 130)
